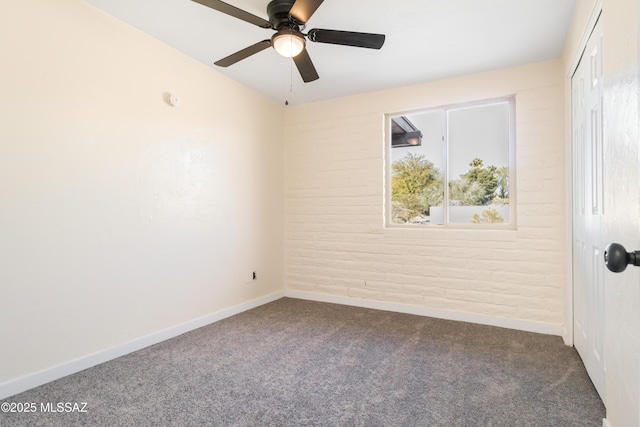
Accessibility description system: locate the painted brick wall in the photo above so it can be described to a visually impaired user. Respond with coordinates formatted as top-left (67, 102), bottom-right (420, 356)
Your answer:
top-left (284, 60), bottom-right (566, 328)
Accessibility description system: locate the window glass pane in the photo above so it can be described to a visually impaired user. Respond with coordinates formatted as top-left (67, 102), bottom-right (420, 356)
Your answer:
top-left (386, 97), bottom-right (513, 228)
top-left (390, 110), bottom-right (444, 225)
top-left (447, 102), bottom-right (510, 224)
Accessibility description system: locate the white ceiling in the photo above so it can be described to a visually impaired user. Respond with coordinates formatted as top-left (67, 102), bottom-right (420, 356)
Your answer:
top-left (84, 0), bottom-right (576, 105)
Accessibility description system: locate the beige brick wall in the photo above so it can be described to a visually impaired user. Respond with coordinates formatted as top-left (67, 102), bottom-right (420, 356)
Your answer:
top-left (284, 59), bottom-right (566, 328)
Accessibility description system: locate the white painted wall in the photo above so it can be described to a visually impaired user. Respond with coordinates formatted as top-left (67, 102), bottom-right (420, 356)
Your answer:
top-left (284, 60), bottom-right (567, 333)
top-left (0, 0), bottom-right (284, 389)
top-left (563, 0), bottom-right (640, 425)
top-left (7, 4), bottom-right (636, 423)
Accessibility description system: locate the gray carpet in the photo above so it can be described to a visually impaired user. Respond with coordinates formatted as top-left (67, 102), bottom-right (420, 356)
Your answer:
top-left (1, 298), bottom-right (605, 426)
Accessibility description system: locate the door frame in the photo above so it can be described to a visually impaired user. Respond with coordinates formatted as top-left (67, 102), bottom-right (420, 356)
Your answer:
top-left (565, 0), bottom-right (602, 347)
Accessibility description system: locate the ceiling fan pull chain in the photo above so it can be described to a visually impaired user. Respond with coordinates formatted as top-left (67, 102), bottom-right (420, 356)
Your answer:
top-left (288, 56), bottom-right (294, 105)
top-left (285, 53), bottom-right (293, 106)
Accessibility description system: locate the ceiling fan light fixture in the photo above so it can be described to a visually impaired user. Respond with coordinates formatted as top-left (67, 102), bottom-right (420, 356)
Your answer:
top-left (272, 30), bottom-right (305, 58)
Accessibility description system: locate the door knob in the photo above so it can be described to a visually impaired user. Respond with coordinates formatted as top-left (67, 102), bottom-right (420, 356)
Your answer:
top-left (604, 243), bottom-right (640, 272)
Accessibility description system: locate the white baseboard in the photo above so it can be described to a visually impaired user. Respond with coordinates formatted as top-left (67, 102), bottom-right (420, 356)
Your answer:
top-left (284, 290), bottom-right (565, 337)
top-left (603, 418), bottom-right (612, 427)
top-left (0, 291), bottom-right (285, 401)
top-left (562, 326), bottom-right (573, 346)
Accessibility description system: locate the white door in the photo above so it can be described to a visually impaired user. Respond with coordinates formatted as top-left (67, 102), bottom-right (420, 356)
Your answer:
top-left (572, 16), bottom-right (605, 401)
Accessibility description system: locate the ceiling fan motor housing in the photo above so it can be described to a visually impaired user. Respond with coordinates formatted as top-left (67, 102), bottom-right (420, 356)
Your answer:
top-left (267, 0), bottom-right (298, 28)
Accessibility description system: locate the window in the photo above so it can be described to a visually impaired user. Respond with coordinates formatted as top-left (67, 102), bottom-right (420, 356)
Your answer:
top-left (386, 97), bottom-right (515, 227)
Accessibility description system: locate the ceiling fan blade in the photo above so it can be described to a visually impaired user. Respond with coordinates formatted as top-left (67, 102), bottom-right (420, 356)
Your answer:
top-left (308, 29), bottom-right (385, 49)
top-left (214, 40), bottom-right (272, 67)
top-left (293, 49), bottom-right (319, 83)
top-left (289, 0), bottom-right (324, 24)
top-left (191, 0), bottom-right (271, 28)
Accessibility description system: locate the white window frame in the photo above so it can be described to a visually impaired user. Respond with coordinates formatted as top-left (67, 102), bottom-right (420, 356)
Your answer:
top-left (384, 96), bottom-right (517, 229)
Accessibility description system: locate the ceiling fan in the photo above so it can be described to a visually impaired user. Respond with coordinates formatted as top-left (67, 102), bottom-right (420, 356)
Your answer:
top-left (191, 0), bottom-right (386, 82)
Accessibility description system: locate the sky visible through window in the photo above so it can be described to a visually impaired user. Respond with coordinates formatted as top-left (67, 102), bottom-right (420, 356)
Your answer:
top-left (391, 103), bottom-right (509, 178)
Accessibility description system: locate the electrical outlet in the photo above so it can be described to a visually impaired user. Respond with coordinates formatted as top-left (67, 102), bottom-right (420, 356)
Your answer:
top-left (245, 271), bottom-right (257, 283)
